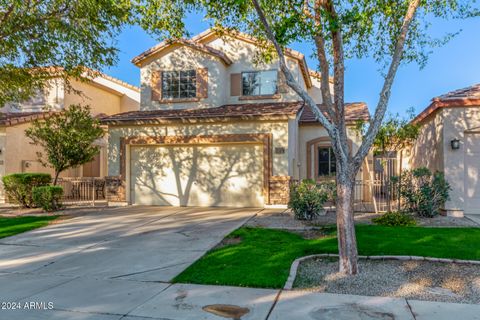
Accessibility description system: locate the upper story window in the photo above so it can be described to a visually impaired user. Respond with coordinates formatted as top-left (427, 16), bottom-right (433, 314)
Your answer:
top-left (242, 70), bottom-right (278, 96)
top-left (318, 147), bottom-right (336, 176)
top-left (162, 70), bottom-right (197, 99)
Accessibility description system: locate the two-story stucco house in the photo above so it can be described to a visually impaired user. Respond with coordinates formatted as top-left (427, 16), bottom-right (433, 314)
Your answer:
top-left (407, 84), bottom-right (480, 217)
top-left (102, 29), bottom-right (370, 207)
top-left (0, 72), bottom-right (140, 201)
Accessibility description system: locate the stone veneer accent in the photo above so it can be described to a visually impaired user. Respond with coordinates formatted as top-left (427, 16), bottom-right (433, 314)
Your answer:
top-left (105, 176), bottom-right (126, 202)
top-left (269, 176), bottom-right (292, 205)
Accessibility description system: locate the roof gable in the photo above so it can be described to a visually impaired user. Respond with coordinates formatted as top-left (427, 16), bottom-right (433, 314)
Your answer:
top-left (192, 29), bottom-right (313, 88)
top-left (132, 39), bottom-right (233, 67)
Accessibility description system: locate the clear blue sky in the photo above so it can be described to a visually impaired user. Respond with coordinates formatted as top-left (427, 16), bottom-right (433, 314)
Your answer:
top-left (104, 14), bottom-right (480, 116)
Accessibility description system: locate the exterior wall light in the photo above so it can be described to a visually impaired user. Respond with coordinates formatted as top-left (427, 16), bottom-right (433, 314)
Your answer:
top-left (451, 138), bottom-right (460, 150)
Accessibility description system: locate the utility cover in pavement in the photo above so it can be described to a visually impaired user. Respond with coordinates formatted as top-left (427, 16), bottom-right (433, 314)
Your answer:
top-left (203, 304), bottom-right (250, 319)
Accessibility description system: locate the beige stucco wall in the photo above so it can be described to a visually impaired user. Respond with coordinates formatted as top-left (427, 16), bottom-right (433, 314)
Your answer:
top-left (298, 124), bottom-right (363, 180)
top-left (0, 79), bottom-right (65, 113)
top-left (140, 45), bottom-right (228, 110)
top-left (307, 76), bottom-right (328, 105)
top-left (2, 123), bottom-right (80, 179)
top-left (108, 120), bottom-right (291, 179)
top-left (206, 37), bottom-right (309, 104)
top-left (64, 79), bottom-right (123, 116)
top-left (407, 112), bottom-right (444, 172)
top-left (2, 76), bottom-right (140, 116)
top-left (407, 106), bottom-right (480, 214)
top-left (441, 107), bottom-right (480, 213)
top-left (139, 37), bottom-right (322, 111)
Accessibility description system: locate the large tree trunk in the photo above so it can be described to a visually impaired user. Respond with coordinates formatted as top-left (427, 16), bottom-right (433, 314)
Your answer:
top-left (336, 170), bottom-right (358, 275)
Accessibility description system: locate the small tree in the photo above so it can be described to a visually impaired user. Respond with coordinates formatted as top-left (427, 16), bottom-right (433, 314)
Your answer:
top-left (138, 0), bottom-right (478, 275)
top-left (25, 105), bottom-right (104, 185)
top-left (371, 109), bottom-right (420, 157)
top-left (357, 109), bottom-right (420, 210)
top-left (0, 1), bottom-right (131, 106)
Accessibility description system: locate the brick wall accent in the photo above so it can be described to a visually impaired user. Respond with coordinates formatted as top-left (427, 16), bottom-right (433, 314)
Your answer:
top-left (105, 176), bottom-right (126, 202)
top-left (268, 176), bottom-right (292, 205)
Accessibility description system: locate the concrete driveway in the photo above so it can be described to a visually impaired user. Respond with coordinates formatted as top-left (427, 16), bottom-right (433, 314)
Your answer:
top-left (0, 206), bottom-right (264, 319)
top-left (2, 206), bottom-right (478, 320)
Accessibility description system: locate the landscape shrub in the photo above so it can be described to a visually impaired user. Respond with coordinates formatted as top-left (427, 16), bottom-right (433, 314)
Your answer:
top-left (372, 211), bottom-right (416, 227)
top-left (317, 180), bottom-right (337, 205)
top-left (289, 179), bottom-right (328, 220)
top-left (395, 167), bottom-right (450, 217)
top-left (32, 186), bottom-right (63, 212)
top-left (2, 173), bottom-right (52, 208)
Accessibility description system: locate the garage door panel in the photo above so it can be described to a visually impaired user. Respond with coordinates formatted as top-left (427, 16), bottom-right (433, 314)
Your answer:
top-left (131, 144), bottom-right (264, 207)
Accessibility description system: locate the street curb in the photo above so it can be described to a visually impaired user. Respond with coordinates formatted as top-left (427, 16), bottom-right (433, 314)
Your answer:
top-left (284, 254), bottom-right (480, 290)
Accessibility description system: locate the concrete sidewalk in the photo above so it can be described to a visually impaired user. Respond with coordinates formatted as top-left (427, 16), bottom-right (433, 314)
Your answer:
top-left (1, 282), bottom-right (479, 319)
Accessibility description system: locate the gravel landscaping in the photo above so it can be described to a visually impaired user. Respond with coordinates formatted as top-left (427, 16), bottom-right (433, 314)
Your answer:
top-left (294, 257), bottom-right (480, 304)
top-left (246, 209), bottom-right (479, 229)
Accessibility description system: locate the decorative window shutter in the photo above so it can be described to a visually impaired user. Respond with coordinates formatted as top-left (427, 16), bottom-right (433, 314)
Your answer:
top-left (230, 73), bottom-right (241, 96)
top-left (151, 71), bottom-right (162, 101)
top-left (277, 71), bottom-right (288, 93)
top-left (196, 68), bottom-right (208, 98)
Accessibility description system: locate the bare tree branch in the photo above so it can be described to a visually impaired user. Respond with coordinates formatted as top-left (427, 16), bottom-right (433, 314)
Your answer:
top-left (0, 4), bottom-right (15, 26)
top-left (251, 0), bottom-right (336, 136)
top-left (320, 0), bottom-right (350, 165)
top-left (353, 0), bottom-right (422, 169)
top-left (312, 0), bottom-right (336, 122)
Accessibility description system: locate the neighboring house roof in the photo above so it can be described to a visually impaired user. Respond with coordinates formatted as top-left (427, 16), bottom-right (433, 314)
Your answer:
top-left (90, 71), bottom-right (140, 93)
top-left (101, 102), bottom-right (304, 124)
top-left (191, 28), bottom-right (313, 88)
top-left (413, 84), bottom-right (480, 123)
top-left (300, 102), bottom-right (370, 124)
top-left (79, 68), bottom-right (140, 99)
top-left (132, 39), bottom-right (233, 66)
top-left (0, 112), bottom-right (54, 126)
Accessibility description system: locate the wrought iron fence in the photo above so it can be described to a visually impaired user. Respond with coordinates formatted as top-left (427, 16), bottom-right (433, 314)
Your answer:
top-left (353, 179), bottom-right (400, 213)
top-left (56, 177), bottom-right (107, 206)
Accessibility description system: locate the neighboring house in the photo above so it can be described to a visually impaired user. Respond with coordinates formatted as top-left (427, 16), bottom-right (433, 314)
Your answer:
top-left (407, 84), bottom-right (480, 216)
top-left (102, 29), bottom-right (370, 207)
top-left (0, 72), bottom-right (140, 202)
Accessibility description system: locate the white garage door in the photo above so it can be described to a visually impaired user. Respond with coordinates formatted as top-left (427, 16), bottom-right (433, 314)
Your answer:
top-left (465, 133), bottom-right (480, 214)
top-left (130, 144), bottom-right (265, 207)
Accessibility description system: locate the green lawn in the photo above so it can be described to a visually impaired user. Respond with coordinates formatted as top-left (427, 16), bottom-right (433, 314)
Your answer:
top-left (173, 226), bottom-right (480, 288)
top-left (0, 216), bottom-right (58, 239)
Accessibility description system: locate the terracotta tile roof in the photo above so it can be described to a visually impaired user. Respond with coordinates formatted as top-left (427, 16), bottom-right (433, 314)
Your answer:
top-left (102, 102), bottom-right (304, 124)
top-left (436, 84), bottom-right (480, 100)
top-left (0, 112), bottom-right (55, 126)
top-left (413, 84), bottom-right (480, 124)
top-left (132, 39), bottom-right (233, 66)
top-left (300, 102), bottom-right (370, 124)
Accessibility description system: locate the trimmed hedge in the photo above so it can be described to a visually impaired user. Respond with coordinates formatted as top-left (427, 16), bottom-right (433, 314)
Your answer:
top-left (372, 211), bottom-right (416, 227)
top-left (32, 186), bottom-right (63, 212)
top-left (2, 173), bottom-right (52, 208)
